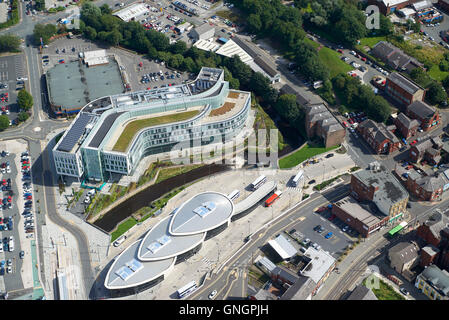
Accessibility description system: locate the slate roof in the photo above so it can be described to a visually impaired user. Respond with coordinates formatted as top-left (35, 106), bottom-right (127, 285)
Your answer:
top-left (372, 41), bottom-right (423, 70)
top-left (388, 72), bottom-right (423, 95)
top-left (407, 101), bottom-right (436, 120)
top-left (396, 112), bottom-right (420, 129)
top-left (359, 119), bottom-right (399, 143)
top-left (347, 285), bottom-right (378, 300)
top-left (389, 241), bottom-right (419, 264)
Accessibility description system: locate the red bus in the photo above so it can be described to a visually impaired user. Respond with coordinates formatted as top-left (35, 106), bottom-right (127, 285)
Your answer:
top-left (265, 190), bottom-right (283, 207)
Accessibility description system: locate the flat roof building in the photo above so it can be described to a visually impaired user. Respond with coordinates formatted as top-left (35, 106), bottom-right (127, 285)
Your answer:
top-left (52, 67), bottom-right (252, 182)
top-left (46, 58), bottom-right (124, 116)
top-left (332, 196), bottom-right (387, 237)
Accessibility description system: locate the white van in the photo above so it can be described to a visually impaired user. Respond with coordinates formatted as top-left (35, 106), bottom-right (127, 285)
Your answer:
top-left (113, 235), bottom-right (127, 247)
top-left (9, 237), bottom-right (14, 252)
top-left (87, 189), bottom-right (96, 197)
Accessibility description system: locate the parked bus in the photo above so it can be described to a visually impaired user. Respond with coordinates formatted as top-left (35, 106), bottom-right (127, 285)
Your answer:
top-left (250, 175), bottom-right (267, 191)
top-left (177, 280), bottom-right (197, 298)
top-left (227, 189), bottom-right (240, 201)
top-left (292, 170), bottom-right (304, 187)
top-left (265, 190), bottom-right (283, 207)
top-left (388, 221), bottom-right (408, 237)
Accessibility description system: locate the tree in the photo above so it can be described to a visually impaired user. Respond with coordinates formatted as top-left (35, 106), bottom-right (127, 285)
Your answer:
top-left (33, 23), bottom-right (57, 45)
top-left (426, 82), bottom-right (447, 105)
top-left (247, 14), bottom-right (262, 33)
top-left (84, 26), bottom-right (97, 40)
top-left (170, 41), bottom-right (187, 55)
top-left (274, 94), bottom-right (302, 128)
top-left (105, 29), bottom-right (122, 46)
top-left (17, 112), bottom-right (29, 123)
top-left (440, 59), bottom-right (449, 72)
top-left (0, 115), bottom-right (9, 131)
top-left (168, 54), bottom-right (184, 69)
top-left (0, 35), bottom-right (20, 53)
top-left (100, 4), bottom-right (112, 15)
top-left (17, 89), bottom-right (33, 111)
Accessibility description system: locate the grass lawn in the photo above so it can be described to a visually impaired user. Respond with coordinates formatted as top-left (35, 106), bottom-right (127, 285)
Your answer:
top-left (428, 64), bottom-right (449, 82)
top-left (318, 47), bottom-right (353, 79)
top-left (304, 36), bottom-right (320, 49)
top-left (155, 164), bottom-right (203, 184)
top-left (110, 217), bottom-right (137, 242)
top-left (359, 36), bottom-right (386, 48)
top-left (279, 143), bottom-right (339, 169)
top-left (363, 276), bottom-right (405, 300)
top-left (112, 110), bottom-right (199, 152)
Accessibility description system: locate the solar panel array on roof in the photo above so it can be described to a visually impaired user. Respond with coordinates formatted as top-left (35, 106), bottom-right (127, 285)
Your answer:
top-left (58, 113), bottom-right (94, 152)
top-left (89, 111), bottom-right (125, 148)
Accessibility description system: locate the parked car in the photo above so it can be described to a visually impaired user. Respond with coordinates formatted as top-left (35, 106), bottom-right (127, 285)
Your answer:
top-left (208, 290), bottom-right (217, 300)
top-left (324, 232), bottom-right (333, 239)
top-left (400, 287), bottom-right (409, 295)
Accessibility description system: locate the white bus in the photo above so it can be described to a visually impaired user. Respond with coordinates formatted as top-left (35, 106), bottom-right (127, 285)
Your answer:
top-left (250, 175), bottom-right (267, 191)
top-left (177, 280), bottom-right (197, 298)
top-left (292, 170), bottom-right (304, 187)
top-left (227, 189), bottom-right (240, 201)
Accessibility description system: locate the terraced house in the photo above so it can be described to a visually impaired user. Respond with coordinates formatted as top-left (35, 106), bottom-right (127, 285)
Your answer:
top-left (52, 68), bottom-right (252, 182)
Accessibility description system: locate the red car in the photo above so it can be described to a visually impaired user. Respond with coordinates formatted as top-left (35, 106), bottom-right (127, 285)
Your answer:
top-left (348, 119), bottom-right (354, 124)
top-left (26, 195), bottom-right (32, 200)
top-left (328, 214), bottom-right (336, 221)
top-left (361, 57), bottom-right (367, 62)
top-left (410, 140), bottom-right (418, 146)
top-left (342, 121), bottom-right (348, 128)
top-left (7, 196), bottom-right (11, 202)
top-left (316, 207), bottom-right (327, 213)
top-left (337, 49), bottom-right (343, 53)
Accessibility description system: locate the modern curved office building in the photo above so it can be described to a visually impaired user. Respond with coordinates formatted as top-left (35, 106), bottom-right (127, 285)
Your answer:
top-left (104, 191), bottom-right (234, 294)
top-left (52, 67), bottom-right (252, 182)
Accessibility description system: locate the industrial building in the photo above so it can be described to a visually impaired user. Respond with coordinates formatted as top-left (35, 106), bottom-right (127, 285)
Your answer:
top-left (52, 68), bottom-right (252, 182)
top-left (113, 3), bottom-right (148, 22)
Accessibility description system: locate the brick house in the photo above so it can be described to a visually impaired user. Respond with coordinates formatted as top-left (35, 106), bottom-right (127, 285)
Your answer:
top-left (357, 119), bottom-right (400, 154)
top-left (406, 172), bottom-right (445, 201)
top-left (350, 167), bottom-right (409, 222)
top-left (409, 136), bottom-right (443, 164)
top-left (385, 72), bottom-right (425, 106)
top-left (407, 100), bottom-right (440, 132)
top-left (394, 113), bottom-right (420, 138)
top-left (304, 104), bottom-right (345, 148)
top-left (416, 211), bottom-right (449, 271)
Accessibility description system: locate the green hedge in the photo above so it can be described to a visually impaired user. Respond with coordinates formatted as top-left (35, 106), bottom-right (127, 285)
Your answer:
top-left (0, 0), bottom-right (19, 30)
